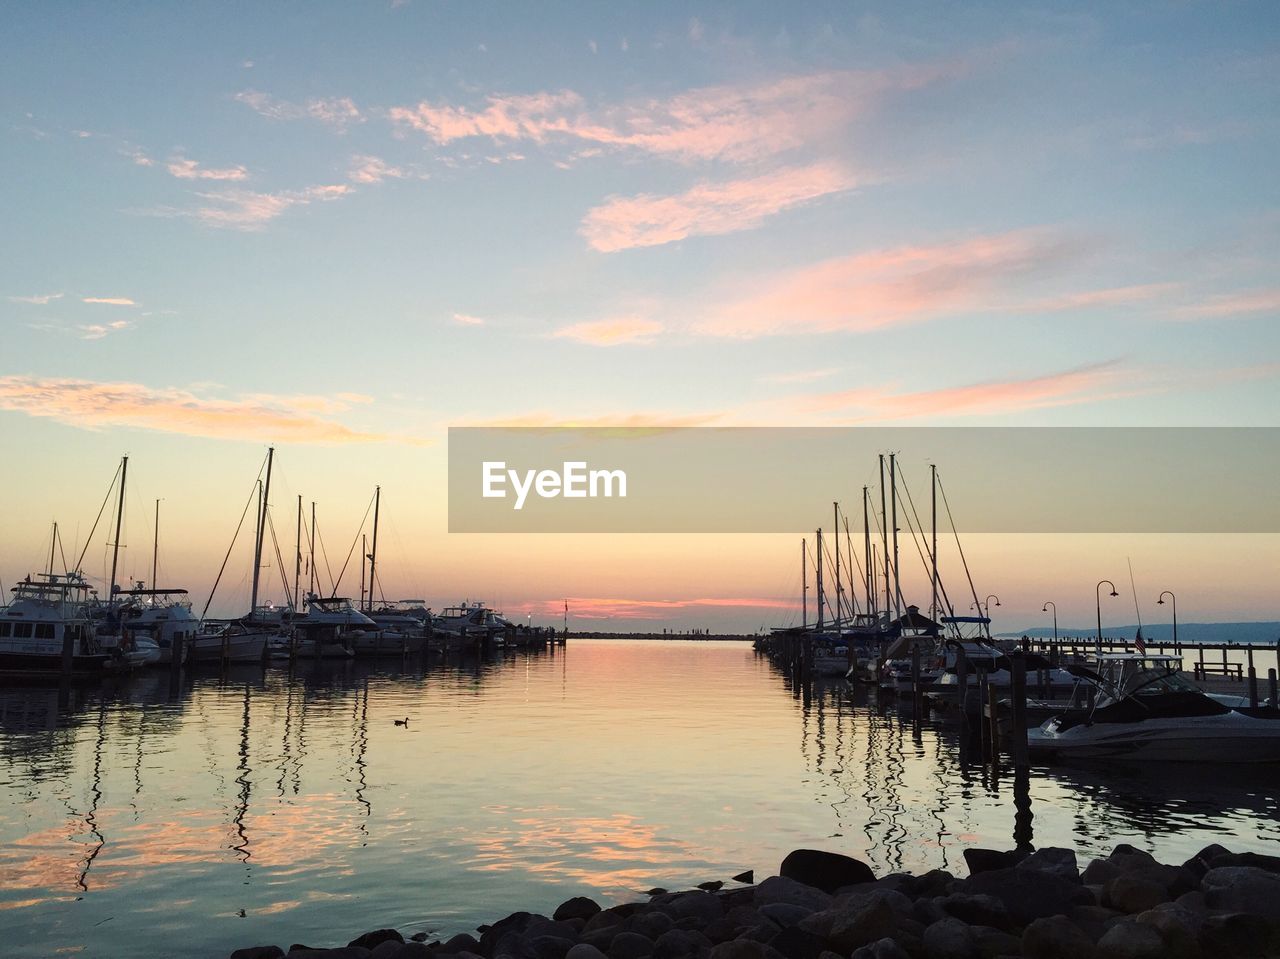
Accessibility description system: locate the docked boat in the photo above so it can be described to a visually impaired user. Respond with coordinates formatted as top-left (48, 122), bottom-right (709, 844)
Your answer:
top-left (925, 639), bottom-right (1079, 711)
top-left (350, 601), bottom-right (430, 655)
top-left (190, 620), bottom-right (273, 663)
top-left (1028, 654), bottom-right (1280, 763)
top-left (269, 594), bottom-right (373, 659)
top-left (0, 572), bottom-right (113, 673)
top-left (118, 586), bottom-right (200, 665)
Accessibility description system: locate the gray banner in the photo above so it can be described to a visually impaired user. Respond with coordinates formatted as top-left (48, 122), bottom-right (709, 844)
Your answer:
top-left (448, 427), bottom-right (1280, 533)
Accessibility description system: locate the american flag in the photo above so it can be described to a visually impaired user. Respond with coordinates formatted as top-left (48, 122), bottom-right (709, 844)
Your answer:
top-left (1135, 626), bottom-right (1146, 654)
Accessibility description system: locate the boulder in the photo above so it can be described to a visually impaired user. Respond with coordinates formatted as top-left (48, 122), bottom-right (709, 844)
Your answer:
top-left (526, 920), bottom-right (580, 942)
top-left (779, 850), bottom-right (875, 893)
top-left (529, 937), bottom-right (577, 959)
top-left (369, 944), bottom-right (403, 959)
top-left (1180, 844), bottom-right (1233, 879)
top-left (767, 927), bottom-right (825, 959)
top-left (733, 871), bottom-right (755, 885)
top-left (1021, 916), bottom-right (1099, 959)
top-left (349, 932), bottom-right (404, 951)
top-left (707, 941), bottom-right (785, 959)
top-left (1203, 850), bottom-right (1280, 876)
top-left (970, 925), bottom-right (1021, 958)
top-left (1200, 865), bottom-right (1280, 917)
top-left (566, 946), bottom-right (608, 959)
top-left (650, 930), bottom-right (705, 959)
top-left (936, 893), bottom-right (1011, 930)
top-left (287, 950), bottom-right (372, 959)
top-left (1096, 920), bottom-right (1163, 959)
top-left (1103, 876), bottom-right (1171, 914)
top-left (965, 866), bottom-right (1096, 926)
top-left (848, 940), bottom-right (910, 959)
top-left (661, 892), bottom-right (723, 926)
top-left (443, 934), bottom-right (484, 955)
top-left (962, 848), bottom-right (1025, 876)
top-left (232, 949), bottom-right (285, 959)
top-left (758, 904), bottom-right (811, 929)
top-left (630, 913), bottom-right (675, 941)
top-left (1134, 908), bottom-right (1200, 959)
top-left (805, 897), bottom-right (896, 953)
top-left (1198, 913), bottom-right (1280, 958)
top-left (1018, 848), bottom-right (1081, 883)
top-left (481, 914), bottom-right (543, 956)
top-left (921, 918), bottom-right (980, 959)
top-left (755, 878), bottom-right (832, 914)
top-left (556, 899), bottom-right (603, 923)
top-left (584, 911), bottom-right (630, 935)
top-left (609, 933), bottom-right (655, 959)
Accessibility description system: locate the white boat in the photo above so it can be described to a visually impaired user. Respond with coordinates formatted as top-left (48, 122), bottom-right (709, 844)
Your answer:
top-left (926, 639), bottom-right (1079, 709)
top-left (268, 594), bottom-right (373, 659)
top-left (0, 572), bottom-right (113, 673)
top-left (189, 620), bottom-right (272, 663)
top-left (1028, 654), bottom-right (1280, 763)
top-left (119, 588), bottom-right (200, 665)
top-left (432, 601), bottom-right (510, 638)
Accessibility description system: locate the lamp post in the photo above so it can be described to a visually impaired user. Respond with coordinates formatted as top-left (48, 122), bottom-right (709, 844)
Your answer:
top-left (1157, 591), bottom-right (1177, 649)
top-left (1096, 580), bottom-right (1119, 654)
top-left (1042, 601), bottom-right (1058, 644)
top-left (984, 594), bottom-right (1001, 639)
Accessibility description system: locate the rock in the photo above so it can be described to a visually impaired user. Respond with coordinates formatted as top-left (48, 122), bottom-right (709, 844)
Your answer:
top-left (701, 919), bottom-right (739, 946)
top-left (965, 867), bottom-right (1095, 926)
top-left (1200, 865), bottom-right (1280, 917)
top-left (755, 877), bottom-right (833, 914)
top-left (231, 949), bottom-right (285, 959)
top-left (566, 946), bottom-right (609, 959)
top-left (556, 899), bottom-right (603, 923)
top-left (350, 932), bottom-right (404, 951)
top-left (936, 893), bottom-right (1011, 930)
top-left (1018, 848), bottom-right (1081, 883)
top-left (584, 911), bottom-right (630, 935)
top-left (388, 946), bottom-right (433, 959)
top-left (1081, 860), bottom-right (1122, 886)
top-left (1180, 844), bottom-right (1233, 879)
top-left (758, 904), bottom-right (812, 929)
top-left (738, 926), bottom-right (780, 945)
top-left (1103, 876), bottom-right (1171, 914)
top-left (698, 882), bottom-right (724, 892)
top-left (609, 933), bottom-right (655, 959)
top-left (1021, 916), bottom-right (1099, 959)
top-left (631, 913), bottom-right (675, 941)
top-left (1096, 920), bottom-right (1164, 959)
top-left (287, 950), bottom-right (372, 959)
top-left (369, 945), bottom-right (403, 959)
top-left (481, 914), bottom-right (543, 956)
top-left (661, 892), bottom-right (723, 926)
top-left (779, 850), bottom-right (876, 893)
top-left (526, 920), bottom-right (580, 942)
top-left (970, 925), bottom-right (1021, 959)
top-left (650, 930), bottom-right (703, 959)
top-left (530, 937), bottom-right (578, 959)
top-left (733, 871), bottom-right (755, 884)
top-left (493, 931), bottom-right (538, 959)
top-left (410, 934), bottom-right (428, 943)
top-left (443, 934), bottom-right (483, 955)
top-left (1198, 913), bottom-right (1279, 958)
top-left (813, 897), bottom-right (896, 953)
top-left (962, 848), bottom-right (1025, 876)
top-left (1134, 908), bottom-right (1199, 959)
top-left (768, 927), bottom-right (825, 959)
top-left (921, 918), bottom-right (980, 959)
top-left (1108, 847), bottom-right (1159, 873)
top-left (707, 941), bottom-right (784, 959)
top-left (647, 890), bottom-right (668, 898)
top-left (1203, 850), bottom-right (1280, 876)
top-left (848, 940), bottom-right (910, 959)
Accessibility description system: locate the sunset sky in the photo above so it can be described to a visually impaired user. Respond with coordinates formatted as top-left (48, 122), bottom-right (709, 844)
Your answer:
top-left (3, 3), bottom-right (1278, 630)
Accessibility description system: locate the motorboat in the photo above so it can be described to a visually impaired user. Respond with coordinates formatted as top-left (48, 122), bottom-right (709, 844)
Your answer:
top-left (268, 594), bottom-right (373, 659)
top-left (118, 587), bottom-right (200, 665)
top-left (1028, 654), bottom-right (1280, 763)
top-left (189, 620), bottom-right (272, 664)
top-left (0, 572), bottom-right (113, 673)
top-left (926, 639), bottom-right (1079, 712)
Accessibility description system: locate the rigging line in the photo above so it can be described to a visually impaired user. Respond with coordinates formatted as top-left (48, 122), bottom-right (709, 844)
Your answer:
top-left (331, 491), bottom-right (376, 598)
top-left (896, 466), bottom-right (960, 627)
top-left (202, 456), bottom-right (268, 620)
top-left (265, 508), bottom-right (293, 609)
top-left (315, 519), bottom-right (336, 596)
top-left (74, 460), bottom-right (123, 573)
top-left (56, 525), bottom-right (70, 576)
top-left (936, 474), bottom-right (983, 619)
top-left (843, 516), bottom-right (864, 615)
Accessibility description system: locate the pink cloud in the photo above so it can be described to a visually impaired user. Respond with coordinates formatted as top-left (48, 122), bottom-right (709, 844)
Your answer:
top-left (551, 316), bottom-right (664, 346)
top-left (167, 155), bottom-right (249, 181)
top-left (580, 162), bottom-right (855, 252)
top-left (149, 184), bottom-right (352, 230)
top-left (791, 362), bottom-right (1135, 420)
top-left (78, 320), bottom-right (133, 340)
top-left (1175, 288), bottom-right (1280, 319)
top-left (0, 376), bottom-right (411, 445)
top-left (8, 293), bottom-right (63, 304)
top-left (234, 90), bottom-right (363, 130)
top-left (532, 596), bottom-right (795, 621)
top-left (696, 229), bottom-right (1081, 338)
top-left (1018, 282), bottom-right (1180, 312)
top-left (452, 313), bottom-right (487, 326)
top-left (82, 296), bottom-right (136, 306)
top-left (348, 154), bottom-right (415, 183)
top-left (390, 63), bottom-right (961, 164)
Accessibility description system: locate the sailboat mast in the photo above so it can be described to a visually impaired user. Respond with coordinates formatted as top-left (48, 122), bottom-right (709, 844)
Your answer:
top-left (930, 464), bottom-right (938, 625)
top-left (890, 453), bottom-right (901, 620)
top-left (833, 502), bottom-right (841, 628)
top-left (879, 455), bottom-right (889, 620)
top-left (250, 446), bottom-right (274, 615)
top-left (862, 486), bottom-right (873, 615)
top-left (815, 528), bottom-right (824, 631)
top-left (293, 494), bottom-right (302, 611)
top-left (48, 522), bottom-right (58, 576)
top-left (367, 485), bottom-right (381, 613)
top-left (801, 538), bottom-right (808, 629)
top-left (309, 501), bottom-right (316, 596)
top-left (152, 499), bottom-right (160, 590)
top-left (109, 455), bottom-right (128, 606)
top-left (360, 534), bottom-right (367, 609)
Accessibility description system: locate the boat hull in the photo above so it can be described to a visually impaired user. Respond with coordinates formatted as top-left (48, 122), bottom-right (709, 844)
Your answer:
top-left (189, 632), bottom-right (269, 664)
top-left (1028, 711), bottom-right (1280, 763)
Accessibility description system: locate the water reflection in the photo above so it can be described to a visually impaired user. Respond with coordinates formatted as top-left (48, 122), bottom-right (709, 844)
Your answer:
top-left (0, 641), bottom-right (1277, 959)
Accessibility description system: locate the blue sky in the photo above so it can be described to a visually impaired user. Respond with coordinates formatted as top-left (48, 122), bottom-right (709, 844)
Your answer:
top-left (2, 2), bottom-right (1278, 626)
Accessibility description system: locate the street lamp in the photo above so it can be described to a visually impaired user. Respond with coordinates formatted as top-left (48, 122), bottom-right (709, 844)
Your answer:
top-left (1042, 601), bottom-right (1058, 645)
top-left (1096, 579), bottom-right (1119, 654)
top-left (984, 594), bottom-right (1001, 638)
top-left (1157, 591), bottom-right (1177, 648)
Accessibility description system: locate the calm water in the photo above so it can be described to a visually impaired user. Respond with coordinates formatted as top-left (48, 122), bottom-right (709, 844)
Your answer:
top-left (2, 639), bottom-right (1278, 958)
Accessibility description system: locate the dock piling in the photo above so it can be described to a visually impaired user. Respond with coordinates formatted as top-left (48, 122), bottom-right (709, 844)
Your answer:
top-left (1009, 651), bottom-right (1029, 769)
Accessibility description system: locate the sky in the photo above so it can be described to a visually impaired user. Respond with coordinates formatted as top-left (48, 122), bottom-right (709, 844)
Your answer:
top-left (2, 2), bottom-right (1279, 630)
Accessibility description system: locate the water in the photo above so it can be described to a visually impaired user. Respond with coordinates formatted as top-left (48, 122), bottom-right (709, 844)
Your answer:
top-left (1, 639), bottom-right (1278, 958)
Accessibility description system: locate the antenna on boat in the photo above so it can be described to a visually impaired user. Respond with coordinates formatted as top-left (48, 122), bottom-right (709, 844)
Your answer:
top-left (152, 499), bottom-right (160, 592)
top-left (108, 455), bottom-right (128, 609)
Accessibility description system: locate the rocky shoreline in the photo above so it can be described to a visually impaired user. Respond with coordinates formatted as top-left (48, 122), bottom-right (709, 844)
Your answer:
top-left (229, 845), bottom-right (1280, 959)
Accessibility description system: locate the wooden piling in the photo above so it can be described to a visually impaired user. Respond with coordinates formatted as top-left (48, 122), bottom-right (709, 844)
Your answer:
top-left (1269, 668), bottom-right (1278, 707)
top-left (956, 646), bottom-right (969, 727)
top-left (1248, 646), bottom-right (1258, 706)
top-left (987, 680), bottom-right (1001, 760)
top-left (1009, 650), bottom-right (1029, 769)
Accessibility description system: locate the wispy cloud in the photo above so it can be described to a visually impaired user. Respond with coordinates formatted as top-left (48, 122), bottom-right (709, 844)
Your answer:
top-left (551, 316), bottom-right (664, 346)
top-left (390, 62), bottom-right (962, 164)
top-left (8, 293), bottom-right (63, 305)
top-left (760, 367), bottom-right (840, 385)
top-left (78, 320), bottom-right (133, 340)
top-left (696, 229), bottom-right (1081, 338)
top-left (234, 90), bottom-right (363, 130)
top-left (1175, 288), bottom-right (1280, 319)
top-left (0, 376), bottom-right (411, 445)
top-left (536, 595), bottom-right (793, 620)
top-left (790, 361), bottom-right (1134, 421)
top-left (348, 154), bottom-right (415, 184)
top-left (121, 146), bottom-right (153, 167)
top-left (581, 162), bottom-right (855, 252)
top-left (167, 155), bottom-right (249, 181)
top-left (452, 312), bottom-right (487, 326)
top-left (147, 184), bottom-right (352, 230)
top-left (82, 296), bottom-right (137, 306)
top-left (1017, 283), bottom-right (1180, 312)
